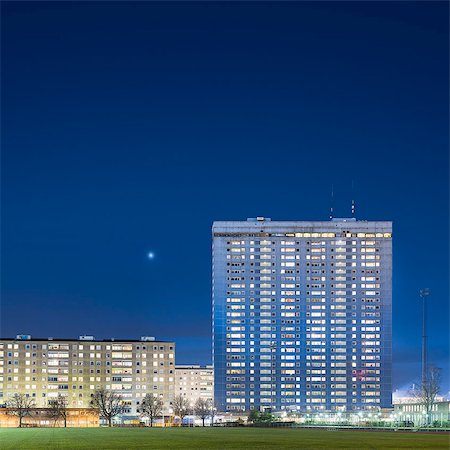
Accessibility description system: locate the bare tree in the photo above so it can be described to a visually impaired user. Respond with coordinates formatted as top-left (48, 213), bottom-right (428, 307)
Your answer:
top-left (411, 366), bottom-right (442, 426)
top-left (90, 388), bottom-right (125, 427)
top-left (209, 399), bottom-right (217, 426)
top-left (6, 393), bottom-right (36, 428)
top-left (138, 393), bottom-right (164, 427)
top-left (194, 398), bottom-right (210, 427)
top-left (172, 394), bottom-right (191, 422)
top-left (49, 394), bottom-right (69, 427)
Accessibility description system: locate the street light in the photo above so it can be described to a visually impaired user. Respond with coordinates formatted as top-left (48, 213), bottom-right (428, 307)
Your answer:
top-left (419, 288), bottom-right (430, 384)
top-left (391, 413), bottom-right (396, 428)
top-left (358, 411), bottom-right (363, 427)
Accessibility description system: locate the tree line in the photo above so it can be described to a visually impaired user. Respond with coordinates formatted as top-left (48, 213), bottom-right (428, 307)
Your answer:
top-left (5, 368), bottom-right (443, 428)
top-left (5, 393), bottom-right (69, 428)
top-left (5, 389), bottom-right (215, 428)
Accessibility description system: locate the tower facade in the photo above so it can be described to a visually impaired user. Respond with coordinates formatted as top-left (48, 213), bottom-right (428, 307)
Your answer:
top-left (212, 218), bottom-right (392, 413)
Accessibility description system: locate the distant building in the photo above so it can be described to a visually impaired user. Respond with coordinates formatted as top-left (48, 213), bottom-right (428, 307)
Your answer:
top-left (175, 365), bottom-right (213, 405)
top-left (213, 217), bottom-right (392, 413)
top-left (0, 335), bottom-right (175, 420)
top-left (393, 400), bottom-right (450, 426)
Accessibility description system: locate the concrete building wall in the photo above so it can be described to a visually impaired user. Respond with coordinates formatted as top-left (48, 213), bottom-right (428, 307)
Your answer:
top-left (213, 217), bottom-right (392, 413)
top-left (0, 336), bottom-right (175, 417)
top-left (394, 401), bottom-right (450, 426)
top-left (175, 365), bottom-right (213, 406)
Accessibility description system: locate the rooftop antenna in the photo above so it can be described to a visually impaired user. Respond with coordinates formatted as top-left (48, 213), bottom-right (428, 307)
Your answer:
top-left (329, 184), bottom-right (334, 220)
top-left (351, 180), bottom-right (355, 218)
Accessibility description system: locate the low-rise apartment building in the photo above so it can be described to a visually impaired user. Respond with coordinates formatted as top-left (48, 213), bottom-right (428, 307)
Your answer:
top-left (393, 400), bottom-right (450, 426)
top-left (175, 365), bottom-right (213, 406)
top-left (0, 335), bottom-right (175, 418)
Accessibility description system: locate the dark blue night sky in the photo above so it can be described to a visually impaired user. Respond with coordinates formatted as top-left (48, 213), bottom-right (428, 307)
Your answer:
top-left (2, 2), bottom-right (449, 393)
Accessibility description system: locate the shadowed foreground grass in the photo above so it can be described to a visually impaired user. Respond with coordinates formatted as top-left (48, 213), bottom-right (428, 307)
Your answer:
top-left (0, 427), bottom-right (449, 450)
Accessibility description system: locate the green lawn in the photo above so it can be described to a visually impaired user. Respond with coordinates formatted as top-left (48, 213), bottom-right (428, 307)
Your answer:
top-left (0, 427), bottom-right (448, 450)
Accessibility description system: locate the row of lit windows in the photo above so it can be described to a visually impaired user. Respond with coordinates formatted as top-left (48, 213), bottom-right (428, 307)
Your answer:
top-left (228, 246), bottom-right (382, 253)
top-left (224, 233), bottom-right (391, 242)
top-left (0, 343), bottom-right (173, 351)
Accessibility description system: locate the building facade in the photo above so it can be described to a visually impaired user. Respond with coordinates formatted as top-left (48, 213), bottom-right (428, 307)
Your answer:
top-left (213, 217), bottom-right (392, 413)
top-left (0, 335), bottom-right (175, 418)
top-left (175, 365), bottom-right (213, 406)
top-left (394, 401), bottom-right (450, 427)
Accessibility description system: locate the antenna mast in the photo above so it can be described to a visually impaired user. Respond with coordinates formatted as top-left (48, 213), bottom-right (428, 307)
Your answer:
top-left (351, 180), bottom-right (355, 218)
top-left (329, 184), bottom-right (334, 220)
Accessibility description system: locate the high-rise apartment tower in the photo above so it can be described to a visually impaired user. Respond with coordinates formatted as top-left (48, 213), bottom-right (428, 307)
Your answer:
top-left (212, 218), bottom-right (392, 413)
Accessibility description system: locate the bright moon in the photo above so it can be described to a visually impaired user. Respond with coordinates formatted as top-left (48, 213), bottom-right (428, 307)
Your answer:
top-left (147, 252), bottom-right (155, 260)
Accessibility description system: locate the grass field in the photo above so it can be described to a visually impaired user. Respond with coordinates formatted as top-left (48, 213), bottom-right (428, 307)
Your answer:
top-left (0, 427), bottom-right (449, 450)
